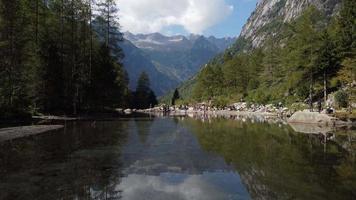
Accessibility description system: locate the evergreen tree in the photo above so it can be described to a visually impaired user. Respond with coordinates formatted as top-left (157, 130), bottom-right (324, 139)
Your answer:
top-left (262, 36), bottom-right (279, 86)
top-left (335, 0), bottom-right (355, 58)
top-left (133, 72), bottom-right (157, 109)
top-left (96, 0), bottom-right (123, 58)
top-left (315, 30), bottom-right (338, 105)
top-left (286, 7), bottom-right (323, 109)
top-left (88, 44), bottom-right (126, 110)
top-left (171, 88), bottom-right (180, 106)
top-left (334, 0), bottom-right (356, 112)
top-left (194, 65), bottom-right (224, 101)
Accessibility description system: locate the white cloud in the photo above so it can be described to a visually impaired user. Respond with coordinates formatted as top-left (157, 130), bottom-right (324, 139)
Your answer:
top-left (118, 0), bottom-right (234, 34)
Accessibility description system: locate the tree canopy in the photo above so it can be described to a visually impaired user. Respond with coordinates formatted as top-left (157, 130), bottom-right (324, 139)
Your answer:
top-left (0, 0), bottom-right (129, 117)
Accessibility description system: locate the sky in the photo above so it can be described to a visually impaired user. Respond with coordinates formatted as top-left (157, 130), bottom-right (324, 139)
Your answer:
top-left (118, 0), bottom-right (258, 38)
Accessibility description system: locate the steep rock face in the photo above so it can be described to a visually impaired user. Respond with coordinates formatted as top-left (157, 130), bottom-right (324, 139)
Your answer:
top-left (240, 0), bottom-right (341, 47)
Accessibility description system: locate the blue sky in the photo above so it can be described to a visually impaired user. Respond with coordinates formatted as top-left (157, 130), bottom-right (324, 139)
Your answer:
top-left (119, 0), bottom-right (258, 38)
top-left (204, 0), bottom-right (258, 37)
top-left (163, 0), bottom-right (258, 37)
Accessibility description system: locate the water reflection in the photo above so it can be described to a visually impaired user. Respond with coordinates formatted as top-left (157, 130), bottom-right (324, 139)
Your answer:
top-left (0, 121), bottom-right (128, 200)
top-left (183, 118), bottom-right (356, 200)
top-left (118, 172), bottom-right (249, 200)
top-left (0, 117), bottom-right (355, 200)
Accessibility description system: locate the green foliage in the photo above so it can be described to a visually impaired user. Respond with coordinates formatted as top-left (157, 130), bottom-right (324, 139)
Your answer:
top-left (335, 90), bottom-right (349, 108)
top-left (193, 65), bottom-right (225, 101)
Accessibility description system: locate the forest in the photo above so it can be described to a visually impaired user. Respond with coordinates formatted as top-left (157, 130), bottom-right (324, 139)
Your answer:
top-left (190, 0), bottom-right (355, 108)
top-left (0, 0), bottom-right (157, 119)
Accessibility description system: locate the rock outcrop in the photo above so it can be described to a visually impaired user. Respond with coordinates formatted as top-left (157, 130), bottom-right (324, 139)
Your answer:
top-left (240, 0), bottom-right (341, 47)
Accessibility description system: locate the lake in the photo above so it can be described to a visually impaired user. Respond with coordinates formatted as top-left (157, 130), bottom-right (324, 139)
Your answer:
top-left (0, 116), bottom-right (355, 200)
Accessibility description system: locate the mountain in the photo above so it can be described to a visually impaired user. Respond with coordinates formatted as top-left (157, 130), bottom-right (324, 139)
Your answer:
top-left (121, 32), bottom-right (235, 96)
top-left (168, 0), bottom-right (347, 104)
top-left (240, 0), bottom-right (341, 48)
top-left (120, 39), bottom-right (179, 96)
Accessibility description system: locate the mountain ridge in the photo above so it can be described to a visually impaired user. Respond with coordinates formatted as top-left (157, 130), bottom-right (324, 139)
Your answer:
top-left (121, 32), bottom-right (236, 96)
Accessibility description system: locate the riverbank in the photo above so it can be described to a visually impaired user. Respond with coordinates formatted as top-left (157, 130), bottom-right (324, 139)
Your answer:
top-left (0, 125), bottom-right (64, 142)
top-left (136, 105), bottom-right (356, 127)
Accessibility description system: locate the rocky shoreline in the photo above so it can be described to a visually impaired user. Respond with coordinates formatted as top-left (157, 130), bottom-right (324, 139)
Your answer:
top-left (135, 103), bottom-right (355, 128)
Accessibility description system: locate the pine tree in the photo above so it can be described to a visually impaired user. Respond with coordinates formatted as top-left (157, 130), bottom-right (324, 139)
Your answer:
top-left (334, 0), bottom-right (356, 112)
top-left (286, 6), bottom-right (323, 109)
top-left (96, 0), bottom-right (123, 58)
top-left (262, 36), bottom-right (279, 86)
top-left (315, 30), bottom-right (338, 105)
top-left (133, 72), bottom-right (157, 109)
top-left (171, 88), bottom-right (180, 106)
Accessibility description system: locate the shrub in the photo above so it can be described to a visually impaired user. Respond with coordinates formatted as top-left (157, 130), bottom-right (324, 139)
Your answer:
top-left (212, 96), bottom-right (229, 108)
top-left (334, 90), bottom-right (349, 108)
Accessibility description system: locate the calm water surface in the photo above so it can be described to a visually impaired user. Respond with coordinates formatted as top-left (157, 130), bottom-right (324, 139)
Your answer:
top-left (0, 116), bottom-right (355, 200)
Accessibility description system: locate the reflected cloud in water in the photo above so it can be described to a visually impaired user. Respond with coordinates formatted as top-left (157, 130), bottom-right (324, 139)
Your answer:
top-left (118, 172), bottom-right (250, 200)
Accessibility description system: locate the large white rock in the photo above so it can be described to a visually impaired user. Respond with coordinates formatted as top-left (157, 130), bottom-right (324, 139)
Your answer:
top-left (288, 111), bottom-right (337, 126)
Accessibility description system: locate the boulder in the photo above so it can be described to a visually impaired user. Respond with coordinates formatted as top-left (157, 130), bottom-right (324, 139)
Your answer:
top-left (124, 109), bottom-right (132, 114)
top-left (288, 111), bottom-right (337, 126)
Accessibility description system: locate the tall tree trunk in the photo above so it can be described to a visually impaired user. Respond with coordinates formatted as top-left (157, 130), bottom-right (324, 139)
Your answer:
top-left (35, 0), bottom-right (39, 44)
top-left (324, 70), bottom-right (327, 107)
top-left (89, 0), bottom-right (92, 84)
top-left (309, 45), bottom-right (313, 112)
top-left (106, 3), bottom-right (109, 48)
top-left (309, 72), bottom-right (313, 111)
top-left (71, 0), bottom-right (77, 115)
top-left (349, 67), bottom-right (354, 114)
top-left (60, 0), bottom-right (65, 100)
top-left (60, 0), bottom-right (64, 65)
top-left (9, 18), bottom-right (15, 107)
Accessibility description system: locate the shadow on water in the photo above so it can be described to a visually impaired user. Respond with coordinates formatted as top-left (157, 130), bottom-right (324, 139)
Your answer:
top-left (0, 116), bottom-right (355, 200)
top-left (0, 121), bottom-right (129, 200)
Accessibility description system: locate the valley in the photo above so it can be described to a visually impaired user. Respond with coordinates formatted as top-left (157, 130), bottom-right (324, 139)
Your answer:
top-left (121, 32), bottom-right (235, 96)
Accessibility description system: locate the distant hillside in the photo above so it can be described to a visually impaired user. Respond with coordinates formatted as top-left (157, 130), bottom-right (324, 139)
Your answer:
top-left (121, 32), bottom-right (235, 96)
top-left (169, 0), bottom-right (353, 107)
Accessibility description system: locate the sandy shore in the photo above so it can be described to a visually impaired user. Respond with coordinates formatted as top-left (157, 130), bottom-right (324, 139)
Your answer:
top-left (0, 125), bottom-right (64, 142)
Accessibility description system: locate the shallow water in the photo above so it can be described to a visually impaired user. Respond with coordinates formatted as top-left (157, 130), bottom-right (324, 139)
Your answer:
top-left (0, 117), bottom-right (355, 200)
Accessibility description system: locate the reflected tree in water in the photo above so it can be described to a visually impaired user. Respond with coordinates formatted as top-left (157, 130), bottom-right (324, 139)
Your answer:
top-left (182, 118), bottom-right (356, 200)
top-left (0, 121), bottom-right (129, 199)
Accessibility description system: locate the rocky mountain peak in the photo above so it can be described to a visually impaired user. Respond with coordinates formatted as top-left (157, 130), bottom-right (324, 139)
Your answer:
top-left (241, 0), bottom-right (341, 47)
